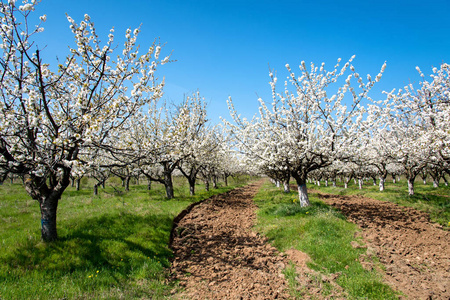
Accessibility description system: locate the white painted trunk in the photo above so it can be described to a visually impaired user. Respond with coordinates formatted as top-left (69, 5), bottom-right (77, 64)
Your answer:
top-left (379, 177), bottom-right (385, 192)
top-left (325, 179), bottom-right (328, 187)
top-left (283, 182), bottom-right (290, 193)
top-left (344, 182), bottom-right (348, 189)
top-left (317, 180), bottom-right (321, 187)
top-left (332, 180), bottom-right (336, 187)
top-left (276, 180), bottom-right (280, 188)
top-left (358, 179), bottom-right (363, 190)
top-left (297, 184), bottom-right (310, 207)
top-left (408, 179), bottom-right (415, 196)
top-left (433, 179), bottom-right (439, 188)
top-left (423, 179), bottom-right (427, 185)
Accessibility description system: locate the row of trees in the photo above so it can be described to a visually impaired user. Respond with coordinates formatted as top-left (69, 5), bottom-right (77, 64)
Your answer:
top-left (70, 93), bottom-right (244, 198)
top-left (0, 1), bottom-right (244, 241)
top-left (226, 58), bottom-right (449, 206)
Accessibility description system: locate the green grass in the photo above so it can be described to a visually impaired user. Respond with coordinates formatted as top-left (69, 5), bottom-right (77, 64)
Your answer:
top-left (0, 175), bottom-right (252, 300)
top-left (310, 178), bottom-right (450, 229)
top-left (253, 180), bottom-right (399, 299)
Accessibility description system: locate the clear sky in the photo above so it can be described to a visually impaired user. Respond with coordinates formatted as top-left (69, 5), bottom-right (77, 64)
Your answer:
top-left (33, 0), bottom-right (450, 123)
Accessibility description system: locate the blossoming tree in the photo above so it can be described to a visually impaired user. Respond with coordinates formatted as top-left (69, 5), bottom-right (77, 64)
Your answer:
top-left (383, 63), bottom-right (450, 195)
top-left (226, 56), bottom-right (386, 206)
top-left (0, 1), bottom-right (169, 241)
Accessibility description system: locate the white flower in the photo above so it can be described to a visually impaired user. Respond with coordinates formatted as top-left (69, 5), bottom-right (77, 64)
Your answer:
top-left (39, 15), bottom-right (47, 22)
top-left (19, 3), bottom-right (34, 11)
top-left (154, 46), bottom-right (161, 59)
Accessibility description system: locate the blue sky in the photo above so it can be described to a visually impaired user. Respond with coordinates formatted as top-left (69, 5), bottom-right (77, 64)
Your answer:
top-left (33, 0), bottom-right (450, 123)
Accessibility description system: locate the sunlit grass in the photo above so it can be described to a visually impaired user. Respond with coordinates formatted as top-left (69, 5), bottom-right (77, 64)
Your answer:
top-left (0, 175), bottom-right (252, 299)
top-left (254, 180), bottom-right (399, 299)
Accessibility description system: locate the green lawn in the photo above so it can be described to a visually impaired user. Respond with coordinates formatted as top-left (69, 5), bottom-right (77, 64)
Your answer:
top-left (0, 176), bottom-right (251, 300)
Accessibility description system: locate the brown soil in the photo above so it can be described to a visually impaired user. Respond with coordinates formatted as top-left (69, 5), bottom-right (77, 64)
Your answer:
top-left (318, 192), bottom-right (450, 300)
top-left (169, 181), bottom-right (290, 299)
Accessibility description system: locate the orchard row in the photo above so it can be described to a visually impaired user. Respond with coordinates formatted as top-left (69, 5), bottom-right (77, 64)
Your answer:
top-left (0, 1), bottom-right (448, 241)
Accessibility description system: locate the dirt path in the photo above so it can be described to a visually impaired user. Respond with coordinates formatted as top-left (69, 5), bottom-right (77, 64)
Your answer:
top-left (169, 182), bottom-right (290, 299)
top-left (318, 192), bottom-right (450, 300)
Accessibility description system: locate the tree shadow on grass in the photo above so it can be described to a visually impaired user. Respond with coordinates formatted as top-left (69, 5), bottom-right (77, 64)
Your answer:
top-left (1, 212), bottom-right (174, 279)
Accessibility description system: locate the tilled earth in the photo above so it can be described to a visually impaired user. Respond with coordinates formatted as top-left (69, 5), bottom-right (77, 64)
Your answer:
top-left (170, 183), bottom-right (450, 299)
top-left (169, 182), bottom-right (291, 299)
top-left (318, 192), bottom-right (450, 300)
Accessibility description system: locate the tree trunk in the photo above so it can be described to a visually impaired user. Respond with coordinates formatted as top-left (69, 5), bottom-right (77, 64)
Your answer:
top-left (283, 181), bottom-right (290, 193)
top-left (297, 183), bottom-right (310, 207)
top-left (213, 175), bottom-right (218, 189)
top-left (147, 179), bottom-right (152, 190)
top-left (433, 178), bottom-right (439, 188)
top-left (224, 174), bottom-right (229, 187)
top-left (125, 176), bottom-right (131, 191)
top-left (292, 172), bottom-right (310, 207)
top-left (325, 179), bottom-right (328, 187)
top-left (332, 180), bottom-right (336, 187)
top-left (76, 178), bottom-right (81, 191)
top-left (344, 182), bottom-right (348, 189)
top-left (408, 178), bottom-right (415, 196)
top-left (204, 179), bottom-right (210, 192)
top-left (379, 176), bottom-right (386, 192)
top-left (188, 177), bottom-right (196, 196)
top-left (358, 179), bottom-right (363, 190)
top-left (163, 171), bottom-right (174, 199)
top-left (94, 184), bottom-right (99, 196)
top-left (40, 194), bottom-right (59, 242)
top-left (23, 171), bottom-right (70, 242)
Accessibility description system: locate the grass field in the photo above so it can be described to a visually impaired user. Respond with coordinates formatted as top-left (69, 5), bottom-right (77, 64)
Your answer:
top-left (1, 175), bottom-right (447, 299)
top-left (0, 176), bottom-right (251, 300)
